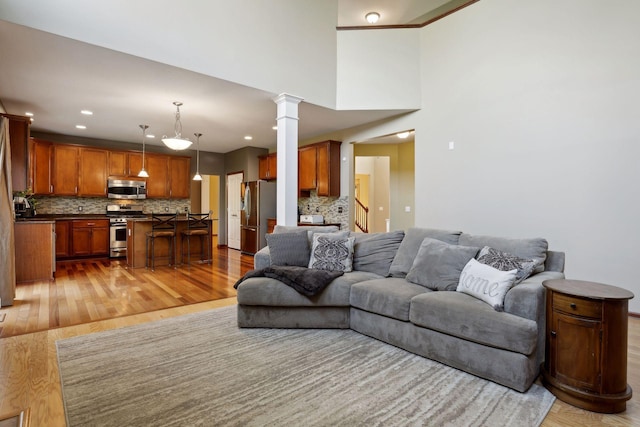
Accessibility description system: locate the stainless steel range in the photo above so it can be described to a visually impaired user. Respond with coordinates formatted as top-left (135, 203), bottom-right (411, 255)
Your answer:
top-left (106, 204), bottom-right (146, 258)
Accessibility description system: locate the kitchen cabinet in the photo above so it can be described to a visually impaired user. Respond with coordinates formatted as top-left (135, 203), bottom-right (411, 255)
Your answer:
top-left (145, 153), bottom-right (170, 198)
top-left (542, 279), bottom-right (633, 413)
top-left (298, 146), bottom-right (317, 190)
top-left (109, 151), bottom-right (144, 177)
top-left (298, 140), bottom-right (341, 197)
top-left (55, 220), bottom-right (72, 258)
top-left (52, 144), bottom-right (79, 195)
top-left (31, 138), bottom-right (53, 195)
top-left (28, 139), bottom-right (189, 198)
top-left (128, 152), bottom-right (144, 177)
top-left (78, 147), bottom-right (108, 196)
top-left (71, 219), bottom-right (109, 257)
top-left (1, 113), bottom-right (31, 192)
top-left (14, 221), bottom-right (55, 282)
top-left (258, 153), bottom-right (277, 180)
top-left (108, 151), bottom-right (127, 176)
top-left (169, 156), bottom-right (190, 198)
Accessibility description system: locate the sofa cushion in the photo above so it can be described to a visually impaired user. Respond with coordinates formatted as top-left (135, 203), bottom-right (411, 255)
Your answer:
top-left (405, 238), bottom-right (480, 291)
top-left (308, 232), bottom-right (355, 272)
top-left (458, 233), bottom-right (548, 273)
top-left (352, 230), bottom-right (405, 276)
top-left (410, 292), bottom-right (538, 356)
top-left (456, 258), bottom-right (517, 311)
top-left (388, 227), bottom-right (462, 278)
top-left (237, 271), bottom-right (381, 307)
top-left (265, 230), bottom-right (310, 267)
top-left (351, 278), bottom-right (431, 321)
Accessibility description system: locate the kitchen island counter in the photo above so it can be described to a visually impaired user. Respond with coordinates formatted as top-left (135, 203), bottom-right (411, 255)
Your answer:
top-left (126, 217), bottom-right (211, 268)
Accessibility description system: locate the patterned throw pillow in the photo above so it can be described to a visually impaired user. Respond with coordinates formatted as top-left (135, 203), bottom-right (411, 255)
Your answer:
top-left (457, 258), bottom-right (518, 311)
top-left (308, 233), bottom-right (355, 272)
top-left (476, 246), bottom-right (538, 284)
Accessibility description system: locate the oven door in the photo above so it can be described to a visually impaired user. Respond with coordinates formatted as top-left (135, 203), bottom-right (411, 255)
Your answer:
top-left (109, 223), bottom-right (128, 258)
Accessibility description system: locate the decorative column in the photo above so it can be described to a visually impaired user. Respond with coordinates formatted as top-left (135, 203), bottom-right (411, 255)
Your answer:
top-left (273, 93), bottom-right (304, 226)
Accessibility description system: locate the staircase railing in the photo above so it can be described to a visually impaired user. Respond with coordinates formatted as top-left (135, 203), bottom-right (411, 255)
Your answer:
top-left (355, 197), bottom-right (369, 233)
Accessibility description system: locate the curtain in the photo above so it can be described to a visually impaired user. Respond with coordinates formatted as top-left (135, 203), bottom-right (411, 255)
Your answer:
top-left (0, 117), bottom-right (16, 306)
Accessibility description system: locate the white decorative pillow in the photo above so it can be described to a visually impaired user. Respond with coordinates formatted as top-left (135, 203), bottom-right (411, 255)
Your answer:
top-left (456, 258), bottom-right (517, 311)
top-left (476, 246), bottom-right (538, 284)
top-left (308, 233), bottom-right (355, 272)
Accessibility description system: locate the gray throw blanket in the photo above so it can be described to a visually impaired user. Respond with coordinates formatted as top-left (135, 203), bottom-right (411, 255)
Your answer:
top-left (234, 266), bottom-right (344, 296)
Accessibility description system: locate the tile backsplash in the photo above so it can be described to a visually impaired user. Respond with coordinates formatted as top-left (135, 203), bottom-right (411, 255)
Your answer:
top-left (34, 196), bottom-right (190, 215)
top-left (298, 190), bottom-right (349, 230)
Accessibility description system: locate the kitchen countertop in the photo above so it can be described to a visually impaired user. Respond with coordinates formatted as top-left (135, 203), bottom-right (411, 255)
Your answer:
top-left (15, 214), bottom-right (111, 221)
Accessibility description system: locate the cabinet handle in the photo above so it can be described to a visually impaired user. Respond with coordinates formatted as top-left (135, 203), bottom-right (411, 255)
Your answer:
top-left (570, 303), bottom-right (577, 309)
top-left (550, 330), bottom-right (557, 337)
top-left (87, 222), bottom-right (95, 226)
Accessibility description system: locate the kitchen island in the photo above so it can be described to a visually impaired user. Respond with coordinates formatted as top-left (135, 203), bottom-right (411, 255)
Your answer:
top-left (126, 217), bottom-right (212, 269)
top-left (14, 220), bottom-right (55, 282)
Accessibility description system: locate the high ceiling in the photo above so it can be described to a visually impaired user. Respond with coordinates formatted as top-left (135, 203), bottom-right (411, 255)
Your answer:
top-left (0, 1), bottom-right (466, 152)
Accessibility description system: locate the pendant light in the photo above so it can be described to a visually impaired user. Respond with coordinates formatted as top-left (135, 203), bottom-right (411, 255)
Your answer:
top-left (193, 132), bottom-right (203, 181)
top-left (138, 124), bottom-right (149, 178)
top-left (161, 101), bottom-right (192, 150)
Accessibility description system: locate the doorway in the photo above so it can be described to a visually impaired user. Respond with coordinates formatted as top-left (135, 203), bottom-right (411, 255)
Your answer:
top-left (200, 175), bottom-right (220, 243)
top-left (355, 156), bottom-right (390, 233)
top-left (226, 172), bottom-right (243, 250)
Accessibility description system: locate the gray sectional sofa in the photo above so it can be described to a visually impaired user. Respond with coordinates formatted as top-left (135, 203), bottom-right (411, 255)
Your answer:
top-left (235, 226), bottom-right (565, 392)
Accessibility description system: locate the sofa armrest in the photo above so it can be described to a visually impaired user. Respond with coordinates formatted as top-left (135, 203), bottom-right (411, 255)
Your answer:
top-left (504, 271), bottom-right (564, 321)
top-left (544, 251), bottom-right (565, 272)
top-left (254, 246), bottom-right (271, 269)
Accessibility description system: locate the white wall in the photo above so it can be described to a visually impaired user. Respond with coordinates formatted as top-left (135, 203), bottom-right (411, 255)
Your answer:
top-left (414, 0), bottom-right (640, 311)
top-left (337, 28), bottom-right (421, 109)
top-left (0, 0), bottom-right (338, 108)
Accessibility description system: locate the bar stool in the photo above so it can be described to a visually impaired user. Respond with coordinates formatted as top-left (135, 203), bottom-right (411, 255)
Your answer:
top-left (146, 212), bottom-right (178, 270)
top-left (181, 211), bottom-right (212, 265)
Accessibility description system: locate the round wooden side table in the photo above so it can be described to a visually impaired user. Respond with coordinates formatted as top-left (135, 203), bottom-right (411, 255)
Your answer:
top-left (541, 279), bottom-right (634, 413)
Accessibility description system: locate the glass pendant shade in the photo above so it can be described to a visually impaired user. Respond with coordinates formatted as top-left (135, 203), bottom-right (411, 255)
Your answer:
top-left (138, 124), bottom-right (149, 177)
top-left (193, 132), bottom-right (202, 181)
top-left (162, 102), bottom-right (192, 150)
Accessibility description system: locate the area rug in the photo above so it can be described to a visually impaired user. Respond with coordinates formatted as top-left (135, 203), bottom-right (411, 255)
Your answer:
top-left (56, 306), bottom-right (555, 426)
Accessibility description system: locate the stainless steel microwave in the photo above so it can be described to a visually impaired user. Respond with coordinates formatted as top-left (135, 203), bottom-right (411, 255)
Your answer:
top-left (107, 179), bottom-right (147, 199)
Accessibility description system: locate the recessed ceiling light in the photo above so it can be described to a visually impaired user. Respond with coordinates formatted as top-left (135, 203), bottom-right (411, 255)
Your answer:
top-left (25, 112), bottom-right (34, 117)
top-left (397, 131), bottom-right (410, 139)
top-left (76, 125), bottom-right (87, 129)
top-left (146, 134), bottom-right (155, 139)
top-left (244, 135), bottom-right (253, 140)
top-left (81, 110), bottom-right (93, 115)
top-left (365, 12), bottom-right (380, 24)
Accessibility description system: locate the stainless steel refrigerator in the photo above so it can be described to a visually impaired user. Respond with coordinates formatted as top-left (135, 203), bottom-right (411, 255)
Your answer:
top-left (240, 180), bottom-right (276, 255)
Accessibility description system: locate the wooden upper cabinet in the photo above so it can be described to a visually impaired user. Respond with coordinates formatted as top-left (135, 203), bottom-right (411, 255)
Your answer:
top-left (27, 139), bottom-right (189, 199)
top-left (78, 147), bottom-right (108, 196)
top-left (145, 153), bottom-right (169, 198)
top-left (109, 151), bottom-right (144, 178)
top-left (52, 144), bottom-right (79, 195)
top-left (259, 153), bottom-right (277, 180)
top-left (108, 151), bottom-right (127, 176)
top-left (298, 140), bottom-right (341, 197)
top-left (298, 146), bottom-right (317, 190)
top-left (31, 138), bottom-right (53, 195)
top-left (316, 140), bottom-right (341, 197)
top-left (1, 114), bottom-right (31, 192)
top-left (128, 152), bottom-right (144, 177)
top-left (169, 156), bottom-right (190, 199)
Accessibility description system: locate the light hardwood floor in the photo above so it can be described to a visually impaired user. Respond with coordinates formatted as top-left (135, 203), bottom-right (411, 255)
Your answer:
top-left (0, 246), bottom-right (638, 426)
